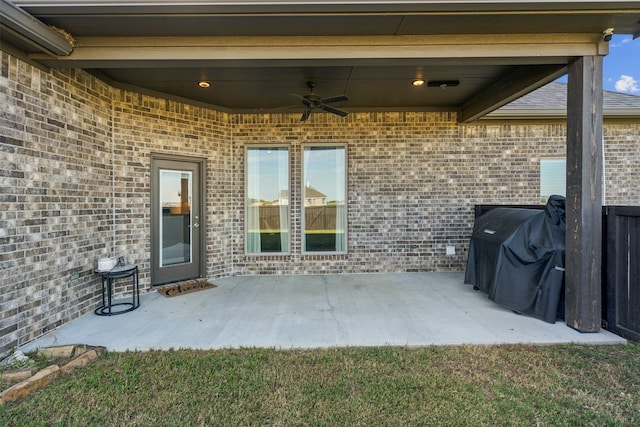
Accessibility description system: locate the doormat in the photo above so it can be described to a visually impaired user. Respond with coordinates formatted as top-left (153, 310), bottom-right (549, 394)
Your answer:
top-left (158, 279), bottom-right (216, 298)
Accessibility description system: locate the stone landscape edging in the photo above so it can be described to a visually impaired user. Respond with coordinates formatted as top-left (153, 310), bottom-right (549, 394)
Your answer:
top-left (0, 344), bottom-right (107, 404)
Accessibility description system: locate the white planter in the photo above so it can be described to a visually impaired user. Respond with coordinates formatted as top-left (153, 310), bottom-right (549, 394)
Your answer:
top-left (97, 257), bottom-right (117, 272)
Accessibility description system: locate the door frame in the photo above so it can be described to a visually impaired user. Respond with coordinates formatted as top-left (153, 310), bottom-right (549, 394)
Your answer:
top-left (150, 153), bottom-right (206, 286)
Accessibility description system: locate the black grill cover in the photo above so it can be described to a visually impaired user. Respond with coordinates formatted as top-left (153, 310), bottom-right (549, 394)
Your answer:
top-left (464, 196), bottom-right (566, 323)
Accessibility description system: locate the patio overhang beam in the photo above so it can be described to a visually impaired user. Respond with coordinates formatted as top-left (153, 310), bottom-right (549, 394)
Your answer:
top-left (29, 33), bottom-right (606, 66)
top-left (11, 0), bottom-right (640, 16)
top-left (0, 0), bottom-right (72, 56)
top-left (460, 64), bottom-right (568, 123)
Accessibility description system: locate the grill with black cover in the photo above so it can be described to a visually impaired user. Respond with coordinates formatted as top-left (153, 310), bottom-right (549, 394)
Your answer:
top-left (464, 196), bottom-right (566, 323)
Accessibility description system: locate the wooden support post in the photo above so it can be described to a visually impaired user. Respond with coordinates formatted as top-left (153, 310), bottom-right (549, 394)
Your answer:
top-left (565, 56), bottom-right (603, 332)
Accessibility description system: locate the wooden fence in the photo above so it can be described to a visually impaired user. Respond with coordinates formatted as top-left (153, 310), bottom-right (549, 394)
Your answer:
top-left (603, 206), bottom-right (640, 341)
top-left (247, 206), bottom-right (289, 231)
top-left (248, 205), bottom-right (344, 231)
top-left (474, 204), bottom-right (640, 341)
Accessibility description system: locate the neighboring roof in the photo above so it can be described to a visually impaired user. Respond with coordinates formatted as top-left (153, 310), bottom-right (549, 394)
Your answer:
top-left (489, 82), bottom-right (640, 118)
top-left (279, 187), bottom-right (326, 200)
top-left (304, 186), bottom-right (327, 199)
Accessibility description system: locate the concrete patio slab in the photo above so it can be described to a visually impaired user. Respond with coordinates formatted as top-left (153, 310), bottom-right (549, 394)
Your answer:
top-left (20, 273), bottom-right (625, 352)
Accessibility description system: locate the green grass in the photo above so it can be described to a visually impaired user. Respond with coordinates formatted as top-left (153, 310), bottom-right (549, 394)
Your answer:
top-left (2, 344), bottom-right (639, 426)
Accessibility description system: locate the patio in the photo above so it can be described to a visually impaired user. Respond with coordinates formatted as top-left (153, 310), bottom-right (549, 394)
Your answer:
top-left (20, 273), bottom-right (624, 353)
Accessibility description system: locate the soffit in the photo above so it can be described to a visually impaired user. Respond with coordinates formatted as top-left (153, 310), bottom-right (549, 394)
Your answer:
top-left (5, 1), bottom-right (640, 121)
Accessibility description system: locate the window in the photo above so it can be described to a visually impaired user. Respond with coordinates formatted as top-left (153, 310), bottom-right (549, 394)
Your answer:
top-left (540, 158), bottom-right (566, 203)
top-left (246, 146), bottom-right (290, 254)
top-left (302, 145), bottom-right (347, 253)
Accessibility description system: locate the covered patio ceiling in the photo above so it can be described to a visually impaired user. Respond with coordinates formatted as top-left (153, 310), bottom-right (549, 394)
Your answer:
top-left (3, 1), bottom-right (639, 122)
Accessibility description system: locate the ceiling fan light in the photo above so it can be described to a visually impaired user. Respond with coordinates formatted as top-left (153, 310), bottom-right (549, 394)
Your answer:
top-left (198, 81), bottom-right (211, 88)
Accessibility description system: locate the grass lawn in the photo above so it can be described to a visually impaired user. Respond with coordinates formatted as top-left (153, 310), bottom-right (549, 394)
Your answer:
top-left (2, 344), bottom-right (639, 426)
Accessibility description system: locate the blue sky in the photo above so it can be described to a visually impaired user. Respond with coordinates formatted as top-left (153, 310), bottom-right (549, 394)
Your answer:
top-left (604, 35), bottom-right (640, 93)
top-left (557, 34), bottom-right (640, 94)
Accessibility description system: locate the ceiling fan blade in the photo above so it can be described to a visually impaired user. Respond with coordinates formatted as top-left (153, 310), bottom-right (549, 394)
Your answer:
top-left (321, 95), bottom-right (349, 104)
top-left (291, 86), bottom-right (349, 121)
top-left (300, 107), bottom-right (312, 121)
top-left (320, 105), bottom-right (348, 117)
top-left (269, 104), bottom-right (300, 110)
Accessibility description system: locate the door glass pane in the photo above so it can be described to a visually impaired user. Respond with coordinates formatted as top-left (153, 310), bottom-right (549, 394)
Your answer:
top-left (160, 170), bottom-right (192, 266)
top-left (246, 147), bottom-right (289, 254)
top-left (303, 146), bottom-right (346, 253)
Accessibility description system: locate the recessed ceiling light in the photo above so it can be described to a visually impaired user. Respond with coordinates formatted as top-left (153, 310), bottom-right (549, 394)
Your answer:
top-left (412, 79), bottom-right (425, 87)
top-left (198, 81), bottom-right (211, 88)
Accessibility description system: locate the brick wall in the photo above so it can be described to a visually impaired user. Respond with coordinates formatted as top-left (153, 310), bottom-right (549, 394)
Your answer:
top-left (604, 122), bottom-right (640, 202)
top-left (1, 51), bottom-right (639, 352)
top-left (230, 115), bottom-right (574, 275)
top-left (1, 53), bottom-right (113, 352)
top-left (110, 91), bottom-right (233, 285)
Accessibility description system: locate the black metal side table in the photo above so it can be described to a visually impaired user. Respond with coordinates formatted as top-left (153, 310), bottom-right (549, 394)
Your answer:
top-left (95, 264), bottom-right (140, 316)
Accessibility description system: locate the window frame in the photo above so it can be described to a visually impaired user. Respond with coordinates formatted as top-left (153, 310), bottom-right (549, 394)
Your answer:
top-left (244, 144), bottom-right (291, 255)
top-left (301, 143), bottom-right (348, 255)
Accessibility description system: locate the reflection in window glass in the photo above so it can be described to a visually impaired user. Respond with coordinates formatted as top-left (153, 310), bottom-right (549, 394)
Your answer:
top-left (160, 170), bottom-right (192, 266)
top-left (303, 146), bottom-right (347, 253)
top-left (540, 158), bottom-right (566, 203)
top-left (246, 147), bottom-right (289, 253)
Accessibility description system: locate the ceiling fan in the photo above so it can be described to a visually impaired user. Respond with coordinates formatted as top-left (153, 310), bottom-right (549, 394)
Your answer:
top-left (293, 81), bottom-right (349, 121)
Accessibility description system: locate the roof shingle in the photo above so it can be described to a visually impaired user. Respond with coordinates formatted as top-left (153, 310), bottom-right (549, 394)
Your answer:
top-left (491, 82), bottom-right (640, 118)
